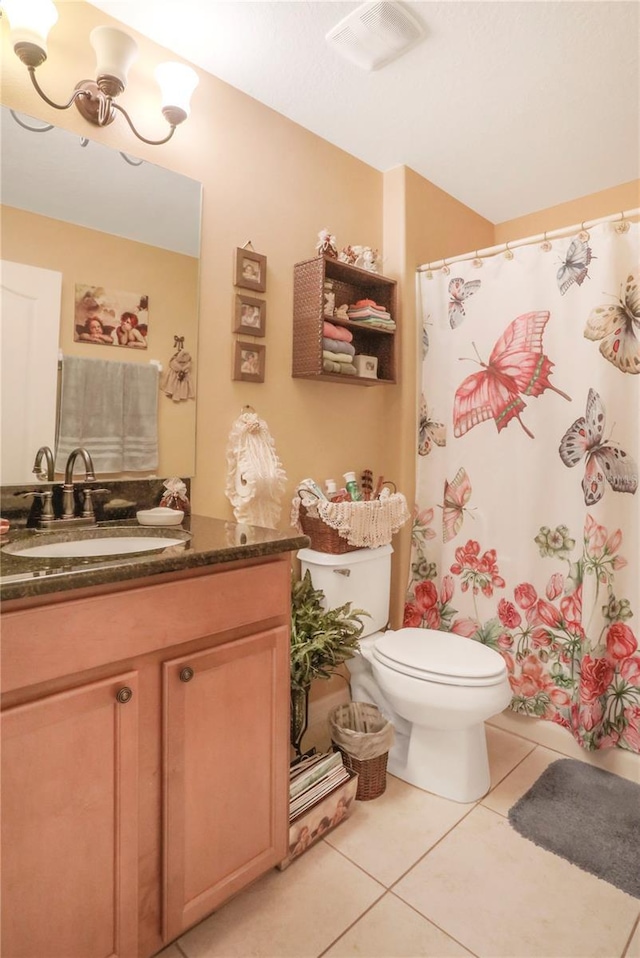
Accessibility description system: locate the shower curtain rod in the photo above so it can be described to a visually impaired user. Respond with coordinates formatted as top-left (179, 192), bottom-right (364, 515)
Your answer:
top-left (417, 207), bottom-right (640, 273)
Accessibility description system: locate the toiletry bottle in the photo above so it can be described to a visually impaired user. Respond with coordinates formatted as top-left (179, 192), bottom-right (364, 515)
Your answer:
top-left (343, 471), bottom-right (362, 501)
top-left (325, 479), bottom-right (337, 497)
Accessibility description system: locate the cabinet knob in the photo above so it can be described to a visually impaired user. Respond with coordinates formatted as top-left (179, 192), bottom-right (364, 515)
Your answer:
top-left (179, 667), bottom-right (194, 683)
top-left (116, 686), bottom-right (133, 704)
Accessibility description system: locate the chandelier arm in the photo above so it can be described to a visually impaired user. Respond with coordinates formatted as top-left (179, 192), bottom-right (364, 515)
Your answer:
top-left (28, 67), bottom-right (90, 112)
top-left (111, 101), bottom-right (176, 146)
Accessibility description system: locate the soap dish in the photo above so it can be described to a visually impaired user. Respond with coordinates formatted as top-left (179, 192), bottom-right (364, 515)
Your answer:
top-left (136, 507), bottom-right (184, 527)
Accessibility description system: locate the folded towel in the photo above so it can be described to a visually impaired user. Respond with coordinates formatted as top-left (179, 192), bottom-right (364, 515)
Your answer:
top-left (322, 337), bottom-right (355, 356)
top-left (323, 320), bottom-right (353, 343)
top-left (55, 356), bottom-right (158, 474)
top-left (322, 349), bottom-right (354, 363)
top-left (323, 358), bottom-right (341, 374)
top-left (323, 358), bottom-right (358, 376)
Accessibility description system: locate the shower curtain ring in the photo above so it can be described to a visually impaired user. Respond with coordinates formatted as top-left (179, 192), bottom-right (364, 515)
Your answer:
top-left (579, 222), bottom-right (590, 242)
top-left (504, 242), bottom-right (514, 260)
top-left (540, 232), bottom-right (552, 252)
top-left (441, 258), bottom-right (450, 275)
top-left (615, 212), bottom-right (630, 234)
top-left (472, 251), bottom-right (483, 268)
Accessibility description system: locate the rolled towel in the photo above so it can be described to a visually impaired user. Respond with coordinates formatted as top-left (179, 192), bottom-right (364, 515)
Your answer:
top-left (322, 349), bottom-right (355, 363)
top-left (323, 358), bottom-right (342, 374)
top-left (323, 320), bottom-right (353, 343)
top-left (323, 358), bottom-right (358, 376)
top-left (323, 337), bottom-right (355, 356)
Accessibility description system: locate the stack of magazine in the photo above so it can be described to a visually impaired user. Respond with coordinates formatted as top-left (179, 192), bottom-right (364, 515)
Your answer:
top-left (289, 750), bottom-right (351, 822)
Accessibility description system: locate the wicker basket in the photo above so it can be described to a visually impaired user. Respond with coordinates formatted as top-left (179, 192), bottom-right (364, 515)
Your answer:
top-left (328, 702), bottom-right (394, 801)
top-left (298, 504), bottom-right (358, 554)
top-left (333, 748), bottom-right (388, 801)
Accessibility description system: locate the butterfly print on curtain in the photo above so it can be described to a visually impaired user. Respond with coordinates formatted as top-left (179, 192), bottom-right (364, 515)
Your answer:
top-left (559, 387), bottom-right (638, 505)
top-left (557, 235), bottom-right (594, 294)
top-left (448, 277), bottom-right (481, 328)
top-left (418, 394), bottom-right (446, 456)
top-left (583, 269), bottom-right (640, 374)
top-left (453, 311), bottom-right (571, 439)
top-left (443, 467), bottom-right (473, 542)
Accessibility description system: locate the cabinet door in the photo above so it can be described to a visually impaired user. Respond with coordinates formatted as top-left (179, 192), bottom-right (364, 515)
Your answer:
top-left (163, 627), bottom-right (289, 940)
top-left (1, 672), bottom-right (139, 958)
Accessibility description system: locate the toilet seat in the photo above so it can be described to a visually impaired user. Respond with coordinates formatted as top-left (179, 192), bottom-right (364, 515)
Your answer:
top-left (373, 628), bottom-right (508, 687)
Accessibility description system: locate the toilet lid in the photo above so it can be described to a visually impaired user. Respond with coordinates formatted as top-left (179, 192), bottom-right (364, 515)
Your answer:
top-left (373, 628), bottom-right (507, 686)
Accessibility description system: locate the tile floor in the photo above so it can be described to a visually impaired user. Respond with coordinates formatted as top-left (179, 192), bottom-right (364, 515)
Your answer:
top-left (159, 722), bottom-right (640, 958)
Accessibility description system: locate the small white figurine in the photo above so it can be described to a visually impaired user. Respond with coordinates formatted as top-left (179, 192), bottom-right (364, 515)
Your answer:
top-left (316, 229), bottom-right (338, 258)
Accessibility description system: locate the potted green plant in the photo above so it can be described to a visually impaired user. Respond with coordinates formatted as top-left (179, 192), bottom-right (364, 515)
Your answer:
top-left (290, 570), bottom-right (367, 757)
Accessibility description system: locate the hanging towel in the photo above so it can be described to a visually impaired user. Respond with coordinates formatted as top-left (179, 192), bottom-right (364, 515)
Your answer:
top-left (55, 356), bottom-right (158, 473)
top-left (225, 409), bottom-right (287, 528)
top-left (55, 356), bottom-right (125, 473)
top-left (123, 364), bottom-right (159, 471)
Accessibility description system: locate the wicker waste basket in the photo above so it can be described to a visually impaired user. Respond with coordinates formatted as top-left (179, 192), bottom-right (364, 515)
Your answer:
top-left (329, 702), bottom-right (395, 801)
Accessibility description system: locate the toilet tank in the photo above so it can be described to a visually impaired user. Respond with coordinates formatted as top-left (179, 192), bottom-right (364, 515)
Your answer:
top-left (297, 545), bottom-right (393, 637)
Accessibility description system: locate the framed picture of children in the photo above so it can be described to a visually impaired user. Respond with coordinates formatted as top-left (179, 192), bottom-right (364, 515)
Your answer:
top-left (232, 341), bottom-right (265, 383)
top-left (74, 284), bottom-right (149, 349)
top-left (234, 247), bottom-right (267, 293)
top-left (233, 294), bottom-right (266, 337)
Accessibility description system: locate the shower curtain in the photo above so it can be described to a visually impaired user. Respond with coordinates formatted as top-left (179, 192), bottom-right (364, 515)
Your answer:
top-left (407, 220), bottom-right (639, 753)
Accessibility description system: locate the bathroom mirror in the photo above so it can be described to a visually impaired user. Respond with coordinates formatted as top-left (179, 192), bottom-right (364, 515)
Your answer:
top-left (0, 105), bottom-right (202, 484)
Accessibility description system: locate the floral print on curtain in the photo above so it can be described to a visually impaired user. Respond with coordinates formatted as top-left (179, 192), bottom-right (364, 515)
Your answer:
top-left (408, 220), bottom-right (639, 753)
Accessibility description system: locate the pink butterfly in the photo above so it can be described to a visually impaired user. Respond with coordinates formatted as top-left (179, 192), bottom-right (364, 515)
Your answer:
top-left (448, 277), bottom-right (481, 329)
top-left (559, 388), bottom-right (638, 505)
top-left (443, 467), bottom-right (472, 543)
top-left (454, 311), bottom-right (571, 439)
top-left (583, 270), bottom-right (640, 375)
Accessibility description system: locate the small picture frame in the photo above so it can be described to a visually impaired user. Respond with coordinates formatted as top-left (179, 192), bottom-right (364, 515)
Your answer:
top-left (233, 341), bottom-right (265, 383)
top-left (233, 294), bottom-right (266, 337)
top-left (234, 247), bottom-right (267, 292)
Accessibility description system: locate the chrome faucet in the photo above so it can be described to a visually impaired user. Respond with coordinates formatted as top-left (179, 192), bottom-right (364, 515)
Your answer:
top-left (32, 446), bottom-right (55, 482)
top-left (62, 448), bottom-right (96, 519)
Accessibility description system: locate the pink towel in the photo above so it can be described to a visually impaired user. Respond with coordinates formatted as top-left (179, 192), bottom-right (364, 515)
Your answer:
top-left (323, 320), bottom-right (354, 343)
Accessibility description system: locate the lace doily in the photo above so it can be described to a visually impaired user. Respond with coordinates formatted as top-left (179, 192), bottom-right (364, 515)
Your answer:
top-left (291, 491), bottom-right (410, 548)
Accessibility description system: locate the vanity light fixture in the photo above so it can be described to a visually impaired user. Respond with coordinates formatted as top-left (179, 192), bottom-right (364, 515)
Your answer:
top-left (2, 0), bottom-right (199, 146)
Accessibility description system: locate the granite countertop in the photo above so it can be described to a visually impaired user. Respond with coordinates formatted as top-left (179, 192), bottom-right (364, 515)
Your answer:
top-left (0, 514), bottom-right (309, 604)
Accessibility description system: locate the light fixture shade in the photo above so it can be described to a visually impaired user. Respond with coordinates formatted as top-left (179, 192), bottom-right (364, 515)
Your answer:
top-left (2, 0), bottom-right (58, 53)
top-left (154, 62), bottom-right (199, 116)
top-left (89, 26), bottom-right (138, 87)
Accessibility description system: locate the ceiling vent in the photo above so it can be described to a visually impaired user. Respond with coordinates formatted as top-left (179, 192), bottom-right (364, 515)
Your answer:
top-left (326, 1), bottom-right (424, 72)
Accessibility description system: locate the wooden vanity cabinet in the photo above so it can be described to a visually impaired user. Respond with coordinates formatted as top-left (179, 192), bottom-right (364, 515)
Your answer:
top-left (163, 625), bottom-right (289, 941)
top-left (1, 671), bottom-right (140, 958)
top-left (1, 556), bottom-right (292, 958)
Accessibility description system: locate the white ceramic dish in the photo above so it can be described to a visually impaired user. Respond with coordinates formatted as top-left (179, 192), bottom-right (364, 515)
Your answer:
top-left (136, 507), bottom-right (184, 527)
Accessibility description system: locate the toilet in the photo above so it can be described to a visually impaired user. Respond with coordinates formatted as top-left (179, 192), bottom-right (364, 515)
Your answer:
top-left (298, 544), bottom-right (512, 803)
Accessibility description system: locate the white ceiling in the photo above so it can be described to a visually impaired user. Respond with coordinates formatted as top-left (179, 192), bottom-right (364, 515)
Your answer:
top-left (88, 1), bottom-right (639, 223)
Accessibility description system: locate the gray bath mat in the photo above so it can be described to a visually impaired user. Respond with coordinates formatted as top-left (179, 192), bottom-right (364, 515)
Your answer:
top-left (508, 758), bottom-right (640, 899)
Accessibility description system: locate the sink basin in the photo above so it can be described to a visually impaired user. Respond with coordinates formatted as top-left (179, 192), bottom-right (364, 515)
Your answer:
top-left (4, 535), bottom-right (188, 559)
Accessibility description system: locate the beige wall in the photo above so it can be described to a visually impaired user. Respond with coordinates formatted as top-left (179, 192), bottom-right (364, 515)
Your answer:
top-left (2, 205), bottom-right (199, 478)
top-left (2, 3), bottom-right (637, 706)
top-left (495, 180), bottom-right (640, 243)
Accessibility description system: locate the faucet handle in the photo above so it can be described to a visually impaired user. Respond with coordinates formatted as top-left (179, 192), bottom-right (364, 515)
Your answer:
top-left (18, 489), bottom-right (55, 520)
top-left (81, 487), bottom-right (110, 520)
